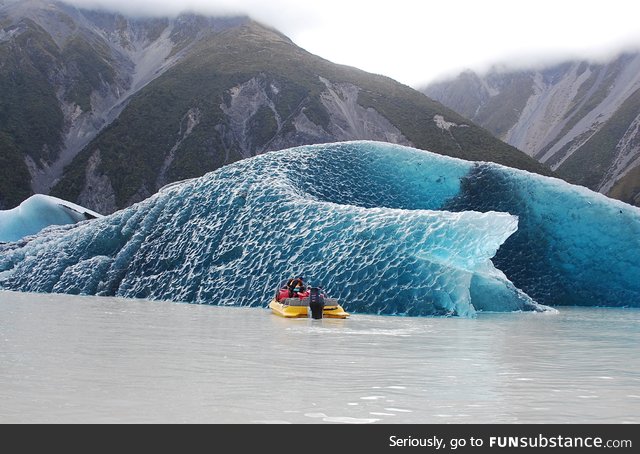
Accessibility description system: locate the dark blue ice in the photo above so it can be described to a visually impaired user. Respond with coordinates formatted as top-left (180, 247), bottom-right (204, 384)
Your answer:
top-left (1, 141), bottom-right (638, 315)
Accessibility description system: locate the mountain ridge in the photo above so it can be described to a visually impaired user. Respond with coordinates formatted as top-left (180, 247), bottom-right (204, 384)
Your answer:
top-left (1, 0), bottom-right (248, 208)
top-left (424, 52), bottom-right (640, 206)
top-left (1, 0), bottom-right (550, 213)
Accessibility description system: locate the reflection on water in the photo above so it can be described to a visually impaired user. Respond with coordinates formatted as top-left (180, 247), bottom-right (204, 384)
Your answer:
top-left (0, 291), bottom-right (638, 423)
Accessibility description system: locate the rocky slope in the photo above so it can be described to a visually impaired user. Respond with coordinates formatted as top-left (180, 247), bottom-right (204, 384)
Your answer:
top-left (1, 0), bottom-right (549, 213)
top-left (424, 53), bottom-right (640, 206)
top-left (0, 0), bottom-right (245, 209)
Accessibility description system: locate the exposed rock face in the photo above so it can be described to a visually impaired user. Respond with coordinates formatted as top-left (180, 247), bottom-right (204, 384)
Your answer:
top-left (0, 0), bottom-right (248, 206)
top-left (218, 75), bottom-right (412, 159)
top-left (424, 53), bottom-right (640, 206)
top-left (156, 107), bottom-right (202, 189)
top-left (316, 77), bottom-right (411, 145)
top-left (77, 150), bottom-right (117, 215)
top-left (220, 76), bottom-right (284, 158)
top-left (3, 1), bottom-right (547, 214)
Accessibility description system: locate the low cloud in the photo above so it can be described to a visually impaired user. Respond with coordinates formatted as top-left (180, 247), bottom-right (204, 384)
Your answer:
top-left (27, 0), bottom-right (640, 86)
top-left (60, 0), bottom-right (321, 33)
top-left (62, 0), bottom-right (244, 17)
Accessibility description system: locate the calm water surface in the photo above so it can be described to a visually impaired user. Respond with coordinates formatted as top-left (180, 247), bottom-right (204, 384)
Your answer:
top-left (1, 291), bottom-right (638, 423)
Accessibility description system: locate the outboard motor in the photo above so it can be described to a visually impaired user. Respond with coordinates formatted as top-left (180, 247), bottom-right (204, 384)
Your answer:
top-left (309, 287), bottom-right (325, 319)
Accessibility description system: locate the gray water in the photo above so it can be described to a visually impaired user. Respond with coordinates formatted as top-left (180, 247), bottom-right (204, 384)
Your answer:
top-left (1, 290), bottom-right (638, 424)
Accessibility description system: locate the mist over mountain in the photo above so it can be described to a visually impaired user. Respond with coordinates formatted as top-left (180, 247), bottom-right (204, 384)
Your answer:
top-left (424, 52), bottom-right (640, 206)
top-left (1, 0), bottom-right (548, 212)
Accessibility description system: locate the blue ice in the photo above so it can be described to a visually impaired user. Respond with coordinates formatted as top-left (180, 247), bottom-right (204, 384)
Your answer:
top-left (1, 141), bottom-right (638, 315)
top-left (0, 194), bottom-right (101, 243)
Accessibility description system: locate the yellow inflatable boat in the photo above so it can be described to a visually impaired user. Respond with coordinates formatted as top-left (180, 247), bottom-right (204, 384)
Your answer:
top-left (269, 284), bottom-right (349, 319)
top-left (268, 298), bottom-right (350, 319)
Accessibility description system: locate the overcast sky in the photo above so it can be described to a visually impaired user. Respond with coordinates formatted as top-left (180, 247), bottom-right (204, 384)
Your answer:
top-left (62, 0), bottom-right (640, 87)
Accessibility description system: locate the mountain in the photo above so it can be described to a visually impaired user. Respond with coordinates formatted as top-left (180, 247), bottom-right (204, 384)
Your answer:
top-left (423, 53), bottom-right (640, 206)
top-left (0, 0), bottom-right (246, 210)
top-left (1, 0), bottom-right (549, 213)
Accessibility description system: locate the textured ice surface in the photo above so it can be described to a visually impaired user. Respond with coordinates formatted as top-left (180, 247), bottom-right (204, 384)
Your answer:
top-left (443, 164), bottom-right (640, 307)
top-left (0, 142), bottom-right (546, 317)
top-left (278, 142), bottom-right (640, 308)
top-left (0, 195), bottom-right (102, 243)
top-left (1, 141), bottom-right (638, 314)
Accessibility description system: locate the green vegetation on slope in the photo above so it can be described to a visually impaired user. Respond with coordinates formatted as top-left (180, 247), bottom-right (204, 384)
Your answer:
top-left (0, 13), bottom-right (124, 208)
top-left (608, 166), bottom-right (640, 206)
top-left (476, 72), bottom-right (534, 138)
top-left (248, 106), bottom-right (279, 149)
top-left (62, 35), bottom-right (117, 111)
top-left (557, 87), bottom-right (640, 189)
top-left (422, 71), bottom-right (486, 120)
top-left (54, 23), bottom-right (330, 207)
top-left (53, 21), bottom-right (552, 211)
top-left (0, 133), bottom-right (31, 208)
top-left (424, 70), bottom-right (536, 140)
top-left (0, 19), bottom-right (65, 207)
top-left (0, 20), bottom-right (65, 164)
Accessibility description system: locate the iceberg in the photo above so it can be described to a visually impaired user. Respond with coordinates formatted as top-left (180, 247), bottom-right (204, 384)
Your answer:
top-left (1, 141), bottom-right (638, 315)
top-left (0, 194), bottom-right (102, 243)
top-left (285, 142), bottom-right (640, 307)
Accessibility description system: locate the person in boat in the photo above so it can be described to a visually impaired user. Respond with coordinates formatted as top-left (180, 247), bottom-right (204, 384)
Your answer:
top-left (287, 276), bottom-right (306, 298)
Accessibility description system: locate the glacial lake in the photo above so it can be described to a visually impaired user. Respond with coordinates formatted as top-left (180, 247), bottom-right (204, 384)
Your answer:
top-left (1, 290), bottom-right (638, 424)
